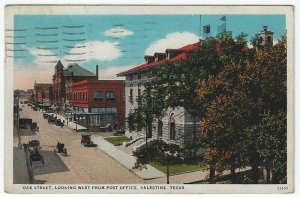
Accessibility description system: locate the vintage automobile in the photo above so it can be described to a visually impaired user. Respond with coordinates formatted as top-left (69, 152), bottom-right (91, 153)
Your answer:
top-left (99, 123), bottom-right (113, 132)
top-left (113, 129), bottom-right (126, 136)
top-left (48, 116), bottom-right (56, 124)
top-left (29, 148), bottom-right (44, 166)
top-left (81, 132), bottom-right (93, 146)
top-left (19, 118), bottom-right (32, 129)
top-left (55, 119), bottom-right (64, 127)
top-left (55, 142), bottom-right (67, 156)
top-left (28, 139), bottom-right (40, 148)
top-left (31, 122), bottom-right (39, 132)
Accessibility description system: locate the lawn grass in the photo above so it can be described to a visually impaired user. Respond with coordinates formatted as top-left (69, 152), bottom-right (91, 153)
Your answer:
top-left (150, 162), bottom-right (207, 175)
top-left (104, 136), bottom-right (130, 146)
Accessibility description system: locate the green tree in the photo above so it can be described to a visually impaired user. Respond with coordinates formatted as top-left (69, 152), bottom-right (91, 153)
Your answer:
top-left (198, 37), bottom-right (287, 183)
top-left (133, 139), bottom-right (181, 184)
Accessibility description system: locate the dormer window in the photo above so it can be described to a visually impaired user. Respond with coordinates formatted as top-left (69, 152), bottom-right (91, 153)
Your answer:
top-left (166, 49), bottom-right (181, 59)
top-left (144, 55), bottom-right (155, 64)
top-left (154, 52), bottom-right (166, 62)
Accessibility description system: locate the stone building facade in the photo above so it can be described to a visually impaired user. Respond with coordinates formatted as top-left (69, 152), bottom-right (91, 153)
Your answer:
top-left (117, 42), bottom-right (200, 145)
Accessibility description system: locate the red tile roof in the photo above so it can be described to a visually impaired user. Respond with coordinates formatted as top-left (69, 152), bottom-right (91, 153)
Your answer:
top-left (117, 42), bottom-right (200, 76)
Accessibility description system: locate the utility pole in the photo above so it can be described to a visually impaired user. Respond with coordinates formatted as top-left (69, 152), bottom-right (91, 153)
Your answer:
top-left (16, 92), bottom-right (21, 148)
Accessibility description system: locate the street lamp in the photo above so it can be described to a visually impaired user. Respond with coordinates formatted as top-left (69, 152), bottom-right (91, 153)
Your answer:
top-left (75, 115), bottom-right (78, 132)
top-left (145, 122), bottom-right (148, 144)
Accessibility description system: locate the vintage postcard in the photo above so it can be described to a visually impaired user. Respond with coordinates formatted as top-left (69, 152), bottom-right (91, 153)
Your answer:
top-left (4, 5), bottom-right (294, 194)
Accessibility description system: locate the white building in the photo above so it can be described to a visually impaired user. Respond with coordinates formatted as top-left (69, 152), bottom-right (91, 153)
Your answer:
top-left (117, 42), bottom-right (200, 145)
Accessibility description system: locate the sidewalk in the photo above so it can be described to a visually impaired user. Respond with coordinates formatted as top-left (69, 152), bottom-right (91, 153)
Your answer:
top-left (94, 137), bottom-right (166, 180)
top-left (56, 114), bottom-right (87, 131)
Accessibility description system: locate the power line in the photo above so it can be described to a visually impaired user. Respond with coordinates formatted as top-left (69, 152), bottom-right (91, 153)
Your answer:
top-left (6, 49), bottom-right (26, 52)
top-left (36, 33), bottom-right (58, 36)
top-left (63, 52), bottom-right (87, 55)
top-left (37, 47), bottom-right (58, 50)
top-left (37, 60), bottom-right (58, 63)
top-left (35, 27), bottom-right (58, 30)
top-left (64, 59), bottom-right (86, 62)
top-left (36, 54), bottom-right (58, 57)
top-left (36, 40), bottom-right (58, 43)
top-left (63, 45), bottom-right (86, 49)
top-left (63, 25), bottom-right (84, 28)
top-left (7, 55), bottom-right (25, 58)
top-left (63, 32), bottom-right (85, 35)
top-left (63, 38), bottom-right (86, 42)
top-left (6, 42), bottom-right (26, 45)
top-left (6, 35), bottom-right (26, 38)
top-left (5, 29), bottom-right (26, 32)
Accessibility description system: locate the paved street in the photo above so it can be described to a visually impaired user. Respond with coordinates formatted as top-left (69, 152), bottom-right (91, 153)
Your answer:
top-left (18, 104), bottom-right (145, 184)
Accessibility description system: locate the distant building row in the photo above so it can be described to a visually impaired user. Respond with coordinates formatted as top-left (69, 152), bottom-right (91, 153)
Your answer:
top-left (32, 62), bottom-right (125, 131)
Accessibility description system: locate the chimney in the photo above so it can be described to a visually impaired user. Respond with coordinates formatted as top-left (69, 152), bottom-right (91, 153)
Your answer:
top-left (96, 65), bottom-right (99, 80)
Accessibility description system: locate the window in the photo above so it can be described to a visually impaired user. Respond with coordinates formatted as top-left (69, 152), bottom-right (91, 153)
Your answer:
top-left (138, 83), bottom-right (141, 96)
top-left (129, 75), bottom-right (133, 81)
top-left (267, 36), bottom-right (272, 44)
top-left (138, 74), bottom-right (141, 79)
top-left (129, 89), bottom-right (133, 102)
top-left (122, 91), bottom-right (125, 102)
top-left (106, 91), bottom-right (115, 101)
top-left (84, 92), bottom-right (87, 101)
top-left (93, 91), bottom-right (103, 102)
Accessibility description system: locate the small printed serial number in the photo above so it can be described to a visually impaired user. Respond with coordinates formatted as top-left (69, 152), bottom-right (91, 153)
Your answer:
top-left (277, 186), bottom-right (288, 190)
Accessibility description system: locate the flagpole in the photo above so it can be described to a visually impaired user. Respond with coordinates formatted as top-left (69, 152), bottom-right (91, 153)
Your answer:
top-left (199, 15), bottom-right (202, 39)
top-left (225, 14), bottom-right (227, 32)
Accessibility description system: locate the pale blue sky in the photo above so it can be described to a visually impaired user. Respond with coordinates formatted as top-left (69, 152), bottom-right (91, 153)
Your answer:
top-left (11, 14), bottom-right (286, 89)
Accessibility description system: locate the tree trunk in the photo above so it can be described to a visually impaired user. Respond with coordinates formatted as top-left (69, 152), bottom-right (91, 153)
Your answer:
top-left (167, 164), bottom-right (170, 184)
top-left (251, 164), bottom-right (259, 184)
top-left (192, 116), bottom-right (197, 159)
top-left (266, 168), bottom-right (271, 184)
top-left (209, 165), bottom-right (216, 184)
top-left (272, 170), bottom-right (279, 184)
top-left (193, 116), bottom-right (197, 141)
top-left (230, 166), bottom-right (236, 184)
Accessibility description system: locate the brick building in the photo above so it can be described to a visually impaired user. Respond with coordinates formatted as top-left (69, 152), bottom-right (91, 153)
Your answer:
top-left (52, 60), bottom-right (98, 111)
top-left (43, 85), bottom-right (54, 106)
top-left (33, 82), bottom-right (52, 104)
top-left (70, 79), bottom-right (125, 131)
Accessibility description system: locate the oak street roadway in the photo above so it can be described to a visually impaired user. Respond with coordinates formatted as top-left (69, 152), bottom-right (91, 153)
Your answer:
top-left (19, 104), bottom-right (145, 184)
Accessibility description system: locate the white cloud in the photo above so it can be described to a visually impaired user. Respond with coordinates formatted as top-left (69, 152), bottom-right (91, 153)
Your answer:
top-left (62, 40), bottom-right (122, 65)
top-left (104, 27), bottom-right (134, 38)
top-left (29, 48), bottom-right (58, 70)
top-left (98, 65), bottom-right (132, 80)
top-left (145, 32), bottom-right (200, 55)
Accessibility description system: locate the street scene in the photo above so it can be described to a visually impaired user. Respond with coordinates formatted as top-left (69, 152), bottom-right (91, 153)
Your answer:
top-left (9, 8), bottom-right (289, 188)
